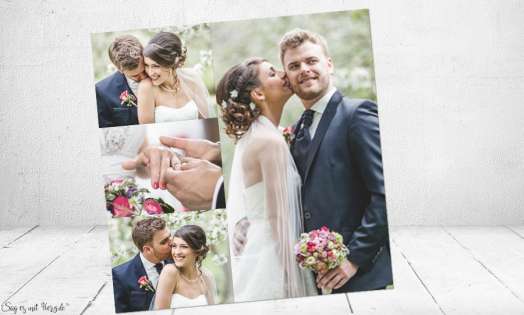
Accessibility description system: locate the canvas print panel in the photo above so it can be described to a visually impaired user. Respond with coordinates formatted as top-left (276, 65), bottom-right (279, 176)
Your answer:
top-left (212, 9), bottom-right (393, 302)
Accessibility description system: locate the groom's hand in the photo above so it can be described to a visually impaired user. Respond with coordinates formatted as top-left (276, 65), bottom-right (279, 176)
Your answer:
top-left (163, 157), bottom-right (221, 210)
top-left (317, 259), bottom-right (358, 290)
top-left (159, 136), bottom-right (220, 164)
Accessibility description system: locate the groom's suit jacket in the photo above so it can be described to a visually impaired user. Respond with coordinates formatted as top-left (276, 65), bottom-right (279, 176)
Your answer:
top-left (291, 91), bottom-right (392, 292)
top-left (112, 254), bottom-right (155, 313)
top-left (95, 71), bottom-right (139, 128)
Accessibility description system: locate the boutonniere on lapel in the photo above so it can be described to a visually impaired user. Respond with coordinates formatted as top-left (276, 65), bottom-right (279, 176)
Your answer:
top-left (137, 275), bottom-right (155, 292)
top-left (119, 90), bottom-right (137, 107)
top-left (282, 126), bottom-right (295, 146)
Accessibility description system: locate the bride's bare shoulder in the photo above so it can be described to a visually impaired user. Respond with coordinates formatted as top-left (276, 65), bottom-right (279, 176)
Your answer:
top-left (138, 78), bottom-right (160, 94)
top-left (138, 77), bottom-right (153, 89)
top-left (161, 263), bottom-right (179, 278)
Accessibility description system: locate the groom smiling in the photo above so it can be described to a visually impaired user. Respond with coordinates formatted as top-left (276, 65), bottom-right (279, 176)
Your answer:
top-left (281, 29), bottom-right (392, 293)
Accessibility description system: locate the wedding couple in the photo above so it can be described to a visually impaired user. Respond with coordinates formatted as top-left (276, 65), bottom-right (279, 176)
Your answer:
top-left (112, 217), bottom-right (216, 313)
top-left (96, 32), bottom-right (210, 128)
top-left (219, 29), bottom-right (392, 301)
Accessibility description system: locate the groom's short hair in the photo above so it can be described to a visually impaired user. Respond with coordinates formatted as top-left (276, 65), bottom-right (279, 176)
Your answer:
top-left (108, 35), bottom-right (143, 71)
top-left (132, 217), bottom-right (166, 252)
top-left (279, 29), bottom-right (330, 63)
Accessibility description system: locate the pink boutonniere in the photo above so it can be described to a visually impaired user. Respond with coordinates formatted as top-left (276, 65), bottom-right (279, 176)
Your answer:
top-left (120, 90), bottom-right (137, 107)
top-left (283, 126), bottom-right (295, 145)
top-left (138, 275), bottom-right (155, 292)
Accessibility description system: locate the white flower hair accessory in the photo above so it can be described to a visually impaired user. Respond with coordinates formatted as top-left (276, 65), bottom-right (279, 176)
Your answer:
top-left (249, 102), bottom-right (256, 111)
top-left (221, 100), bottom-right (228, 109)
top-left (229, 89), bottom-right (238, 99)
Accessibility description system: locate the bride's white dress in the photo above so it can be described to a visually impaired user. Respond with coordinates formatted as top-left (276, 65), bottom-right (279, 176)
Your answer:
top-left (170, 294), bottom-right (207, 308)
top-left (154, 101), bottom-right (199, 123)
top-left (228, 116), bottom-right (317, 302)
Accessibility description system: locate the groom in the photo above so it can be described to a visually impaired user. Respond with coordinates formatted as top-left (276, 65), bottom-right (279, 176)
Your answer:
top-left (112, 217), bottom-right (172, 313)
top-left (96, 35), bottom-right (147, 128)
top-left (281, 29), bottom-right (392, 293)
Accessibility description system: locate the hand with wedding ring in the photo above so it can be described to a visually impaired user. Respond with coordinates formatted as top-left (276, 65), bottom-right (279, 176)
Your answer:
top-left (122, 145), bottom-right (182, 190)
top-left (163, 157), bottom-right (222, 210)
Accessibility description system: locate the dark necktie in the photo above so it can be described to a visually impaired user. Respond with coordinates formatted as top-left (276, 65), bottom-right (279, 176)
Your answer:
top-left (154, 262), bottom-right (163, 274)
top-left (292, 109), bottom-right (315, 178)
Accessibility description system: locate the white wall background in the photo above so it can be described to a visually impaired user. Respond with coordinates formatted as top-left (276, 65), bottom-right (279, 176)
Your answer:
top-left (1, 0), bottom-right (523, 227)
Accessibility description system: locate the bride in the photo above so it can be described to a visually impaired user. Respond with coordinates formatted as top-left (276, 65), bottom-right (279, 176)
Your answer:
top-left (137, 31), bottom-right (210, 124)
top-left (154, 225), bottom-right (216, 309)
top-left (216, 57), bottom-right (317, 301)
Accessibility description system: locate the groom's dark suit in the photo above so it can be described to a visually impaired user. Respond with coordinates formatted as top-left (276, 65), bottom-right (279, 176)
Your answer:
top-left (112, 254), bottom-right (155, 313)
top-left (96, 71), bottom-right (139, 128)
top-left (291, 90), bottom-right (392, 292)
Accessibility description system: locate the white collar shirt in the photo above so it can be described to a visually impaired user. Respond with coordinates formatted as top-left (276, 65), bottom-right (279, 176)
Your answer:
top-left (308, 87), bottom-right (337, 139)
top-left (139, 253), bottom-right (163, 289)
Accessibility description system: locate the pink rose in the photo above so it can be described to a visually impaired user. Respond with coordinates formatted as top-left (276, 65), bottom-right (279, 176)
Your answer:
top-left (111, 178), bottom-right (124, 186)
top-left (120, 90), bottom-right (128, 101)
top-left (143, 198), bottom-right (163, 215)
top-left (138, 275), bottom-right (148, 286)
top-left (112, 196), bottom-right (133, 217)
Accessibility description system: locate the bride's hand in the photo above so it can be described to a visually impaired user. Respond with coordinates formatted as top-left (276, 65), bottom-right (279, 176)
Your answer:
top-left (232, 217), bottom-right (250, 256)
top-left (122, 145), bottom-right (182, 189)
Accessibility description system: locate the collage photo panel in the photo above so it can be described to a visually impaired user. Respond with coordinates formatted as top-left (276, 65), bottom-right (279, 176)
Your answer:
top-left (90, 8), bottom-right (393, 313)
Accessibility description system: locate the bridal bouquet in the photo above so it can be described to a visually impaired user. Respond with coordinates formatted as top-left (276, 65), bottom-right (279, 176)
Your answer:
top-left (105, 177), bottom-right (174, 217)
top-left (295, 226), bottom-right (349, 294)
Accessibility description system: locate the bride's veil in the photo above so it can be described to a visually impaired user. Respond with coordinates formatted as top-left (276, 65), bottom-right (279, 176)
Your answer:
top-left (227, 116), bottom-right (316, 298)
top-left (177, 67), bottom-right (211, 118)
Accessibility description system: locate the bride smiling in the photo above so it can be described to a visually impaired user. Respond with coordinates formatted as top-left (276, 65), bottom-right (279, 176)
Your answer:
top-left (153, 225), bottom-right (216, 309)
top-left (137, 32), bottom-right (210, 124)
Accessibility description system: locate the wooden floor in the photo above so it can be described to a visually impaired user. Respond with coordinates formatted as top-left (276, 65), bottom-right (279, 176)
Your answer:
top-left (1, 226), bottom-right (523, 315)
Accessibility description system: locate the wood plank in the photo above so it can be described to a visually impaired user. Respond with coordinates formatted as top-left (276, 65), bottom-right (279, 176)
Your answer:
top-left (175, 294), bottom-right (350, 315)
top-left (445, 226), bottom-right (524, 302)
top-left (507, 225), bottom-right (524, 239)
top-left (349, 236), bottom-right (443, 314)
top-left (82, 280), bottom-right (174, 315)
top-left (0, 226), bottom-right (92, 300)
top-left (79, 280), bottom-right (115, 315)
top-left (0, 226), bottom-right (37, 248)
top-left (5, 226), bottom-right (110, 314)
top-left (394, 227), bottom-right (524, 314)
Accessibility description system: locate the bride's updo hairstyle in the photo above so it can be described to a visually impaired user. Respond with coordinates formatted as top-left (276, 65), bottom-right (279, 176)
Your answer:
top-left (216, 57), bottom-right (265, 141)
top-left (143, 31), bottom-right (187, 69)
top-left (173, 225), bottom-right (209, 270)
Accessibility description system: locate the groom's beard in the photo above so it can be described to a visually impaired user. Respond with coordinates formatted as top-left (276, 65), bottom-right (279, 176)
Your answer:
top-left (294, 79), bottom-right (332, 107)
top-left (293, 78), bottom-right (329, 101)
top-left (152, 250), bottom-right (171, 262)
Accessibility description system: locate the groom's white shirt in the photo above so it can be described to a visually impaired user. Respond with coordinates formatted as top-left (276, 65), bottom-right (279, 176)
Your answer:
top-left (309, 86), bottom-right (337, 139)
top-left (139, 252), bottom-right (162, 288)
top-left (126, 76), bottom-right (139, 95)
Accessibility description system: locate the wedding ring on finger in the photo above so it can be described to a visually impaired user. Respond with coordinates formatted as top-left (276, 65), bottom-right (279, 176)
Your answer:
top-left (171, 155), bottom-right (182, 170)
top-left (163, 147), bottom-right (177, 168)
